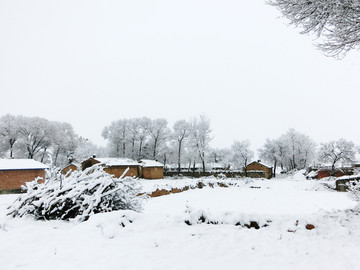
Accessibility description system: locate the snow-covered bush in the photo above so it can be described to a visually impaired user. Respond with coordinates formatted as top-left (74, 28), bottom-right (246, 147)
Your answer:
top-left (347, 180), bottom-right (360, 202)
top-left (8, 165), bottom-right (144, 222)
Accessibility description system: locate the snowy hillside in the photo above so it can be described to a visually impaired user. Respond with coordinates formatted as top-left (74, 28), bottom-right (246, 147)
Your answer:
top-left (1, 172), bottom-right (359, 270)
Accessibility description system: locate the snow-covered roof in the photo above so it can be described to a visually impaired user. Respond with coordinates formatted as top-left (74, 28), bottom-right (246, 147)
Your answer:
top-left (337, 173), bottom-right (360, 180)
top-left (95, 158), bottom-right (140, 167)
top-left (0, 159), bottom-right (49, 171)
top-left (139, 160), bottom-right (164, 168)
top-left (64, 162), bottom-right (81, 169)
top-left (248, 161), bottom-right (272, 169)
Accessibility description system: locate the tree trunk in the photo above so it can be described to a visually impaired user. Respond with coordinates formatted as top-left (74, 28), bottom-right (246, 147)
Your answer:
top-left (153, 138), bottom-right (158, 160)
top-left (273, 161), bottom-right (277, 178)
top-left (9, 144), bottom-right (13, 158)
top-left (41, 147), bottom-right (48, 163)
top-left (178, 141), bottom-right (182, 173)
top-left (201, 157), bottom-right (206, 174)
top-left (331, 161), bottom-right (336, 176)
top-left (54, 148), bottom-right (60, 167)
top-left (138, 140), bottom-right (143, 159)
top-left (131, 140), bottom-right (135, 160)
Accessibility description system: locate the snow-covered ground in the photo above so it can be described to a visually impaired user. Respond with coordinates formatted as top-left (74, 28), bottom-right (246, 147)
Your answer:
top-left (1, 171), bottom-right (360, 270)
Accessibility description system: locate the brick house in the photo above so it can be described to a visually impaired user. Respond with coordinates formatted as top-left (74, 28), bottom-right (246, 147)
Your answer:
top-left (81, 157), bottom-right (141, 178)
top-left (0, 159), bottom-right (49, 193)
top-left (246, 161), bottom-right (273, 179)
top-left (139, 160), bottom-right (164, 179)
top-left (61, 162), bottom-right (80, 176)
top-left (317, 167), bottom-right (353, 179)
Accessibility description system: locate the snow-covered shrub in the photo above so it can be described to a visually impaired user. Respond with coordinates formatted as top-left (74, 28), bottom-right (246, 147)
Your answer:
top-left (347, 180), bottom-right (360, 202)
top-left (8, 165), bottom-right (144, 222)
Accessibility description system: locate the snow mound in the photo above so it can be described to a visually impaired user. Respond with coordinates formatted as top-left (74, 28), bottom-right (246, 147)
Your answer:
top-left (8, 165), bottom-right (144, 222)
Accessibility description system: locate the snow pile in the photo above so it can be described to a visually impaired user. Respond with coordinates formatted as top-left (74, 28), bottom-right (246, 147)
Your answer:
top-left (7, 165), bottom-right (144, 222)
top-left (139, 177), bottom-right (253, 193)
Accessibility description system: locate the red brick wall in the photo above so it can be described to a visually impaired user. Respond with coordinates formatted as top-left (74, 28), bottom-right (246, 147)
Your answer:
top-left (246, 163), bottom-right (272, 179)
top-left (104, 166), bottom-right (140, 178)
top-left (318, 170), bottom-right (345, 179)
top-left (142, 167), bottom-right (164, 179)
top-left (0, 169), bottom-right (46, 191)
top-left (61, 164), bottom-right (78, 176)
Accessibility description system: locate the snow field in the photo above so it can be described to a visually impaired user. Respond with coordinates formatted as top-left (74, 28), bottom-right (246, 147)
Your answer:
top-left (0, 173), bottom-right (359, 270)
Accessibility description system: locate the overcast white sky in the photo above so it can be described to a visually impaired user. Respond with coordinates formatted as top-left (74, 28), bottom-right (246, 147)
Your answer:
top-left (1, 0), bottom-right (360, 153)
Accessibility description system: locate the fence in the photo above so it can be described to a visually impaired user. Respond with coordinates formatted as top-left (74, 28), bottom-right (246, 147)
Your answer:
top-left (164, 171), bottom-right (245, 178)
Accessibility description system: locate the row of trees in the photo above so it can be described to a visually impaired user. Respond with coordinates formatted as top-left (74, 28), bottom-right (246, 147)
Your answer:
top-left (1, 114), bottom-right (358, 175)
top-left (0, 114), bottom-right (103, 167)
top-left (259, 129), bottom-right (358, 176)
top-left (102, 116), bottom-right (212, 173)
top-left (103, 118), bottom-right (359, 176)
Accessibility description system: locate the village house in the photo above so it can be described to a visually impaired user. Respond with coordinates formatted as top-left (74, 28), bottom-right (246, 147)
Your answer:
top-left (139, 160), bottom-right (164, 179)
top-left (246, 161), bottom-right (273, 179)
top-left (81, 157), bottom-right (165, 179)
top-left (306, 165), bottom-right (355, 180)
top-left (0, 159), bottom-right (49, 193)
top-left (61, 162), bottom-right (80, 175)
top-left (81, 157), bottom-right (141, 178)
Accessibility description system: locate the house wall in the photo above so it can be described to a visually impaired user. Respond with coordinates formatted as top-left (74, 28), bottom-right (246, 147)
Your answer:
top-left (247, 171), bottom-right (266, 179)
top-left (0, 169), bottom-right (46, 191)
top-left (318, 170), bottom-right (345, 179)
top-left (61, 164), bottom-right (78, 176)
top-left (142, 167), bottom-right (164, 179)
top-left (81, 158), bottom-right (100, 171)
top-left (246, 163), bottom-right (272, 179)
top-left (104, 166), bottom-right (140, 178)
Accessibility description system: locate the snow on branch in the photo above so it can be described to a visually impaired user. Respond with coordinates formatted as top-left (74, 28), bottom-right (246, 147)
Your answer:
top-left (8, 165), bottom-right (144, 222)
top-left (268, 0), bottom-right (360, 57)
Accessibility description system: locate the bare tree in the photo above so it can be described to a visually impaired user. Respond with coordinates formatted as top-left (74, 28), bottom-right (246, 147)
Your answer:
top-left (51, 122), bottom-right (78, 166)
top-left (279, 129), bottom-right (316, 171)
top-left (268, 0), bottom-right (360, 57)
top-left (189, 116), bottom-right (212, 173)
top-left (0, 114), bottom-right (20, 158)
top-left (18, 116), bottom-right (54, 159)
top-left (148, 118), bottom-right (170, 160)
top-left (102, 119), bottom-right (129, 157)
top-left (318, 139), bottom-right (355, 175)
top-left (74, 137), bottom-right (106, 161)
top-left (230, 140), bottom-right (254, 176)
top-left (137, 117), bottom-right (151, 159)
top-left (127, 119), bottom-right (141, 160)
top-left (258, 138), bottom-right (280, 177)
top-left (173, 120), bottom-right (190, 173)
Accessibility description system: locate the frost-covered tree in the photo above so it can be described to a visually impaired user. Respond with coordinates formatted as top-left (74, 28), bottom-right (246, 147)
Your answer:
top-left (318, 139), bottom-right (355, 175)
top-left (0, 114), bottom-right (21, 158)
top-left (173, 120), bottom-right (190, 173)
top-left (102, 119), bottom-right (129, 157)
top-left (208, 148), bottom-right (231, 170)
top-left (259, 129), bottom-right (315, 172)
top-left (148, 118), bottom-right (170, 160)
top-left (51, 122), bottom-right (78, 167)
top-left (258, 138), bottom-right (281, 177)
top-left (127, 118), bottom-right (141, 160)
top-left (268, 0), bottom-right (360, 57)
top-left (189, 116), bottom-right (212, 173)
top-left (137, 117), bottom-right (151, 159)
top-left (18, 116), bottom-right (54, 160)
top-left (74, 137), bottom-right (106, 162)
top-left (230, 140), bottom-right (254, 175)
top-left (279, 129), bottom-right (316, 171)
